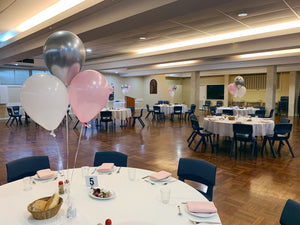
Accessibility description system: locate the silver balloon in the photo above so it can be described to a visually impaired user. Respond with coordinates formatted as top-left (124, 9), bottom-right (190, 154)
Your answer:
top-left (234, 76), bottom-right (244, 87)
top-left (43, 31), bottom-right (86, 86)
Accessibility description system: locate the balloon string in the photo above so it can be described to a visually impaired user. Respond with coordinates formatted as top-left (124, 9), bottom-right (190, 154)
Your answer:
top-left (66, 113), bottom-right (69, 182)
top-left (70, 124), bottom-right (83, 183)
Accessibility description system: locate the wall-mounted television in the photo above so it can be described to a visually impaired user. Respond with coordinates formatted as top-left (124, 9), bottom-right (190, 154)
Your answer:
top-left (206, 85), bottom-right (224, 100)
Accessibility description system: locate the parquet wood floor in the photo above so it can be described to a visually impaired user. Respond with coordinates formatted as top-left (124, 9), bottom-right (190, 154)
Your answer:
top-left (0, 112), bottom-right (299, 225)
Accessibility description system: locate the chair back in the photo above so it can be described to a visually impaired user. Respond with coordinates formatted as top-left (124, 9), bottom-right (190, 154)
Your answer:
top-left (100, 111), bottom-right (112, 120)
top-left (163, 101), bottom-right (169, 104)
top-left (138, 109), bottom-right (143, 117)
top-left (146, 104), bottom-right (150, 112)
top-left (177, 158), bottom-right (216, 201)
top-left (12, 106), bottom-right (20, 114)
top-left (190, 104), bottom-right (196, 113)
top-left (255, 110), bottom-right (265, 118)
top-left (127, 106), bottom-right (134, 114)
top-left (257, 106), bottom-right (265, 110)
top-left (280, 199), bottom-right (300, 225)
top-left (233, 124), bottom-right (253, 141)
top-left (210, 106), bottom-right (216, 114)
top-left (173, 106), bottom-right (182, 114)
top-left (274, 123), bottom-right (292, 138)
top-left (7, 107), bottom-right (14, 116)
top-left (222, 109), bottom-right (233, 116)
top-left (6, 156), bottom-right (50, 183)
top-left (190, 115), bottom-right (200, 131)
top-left (216, 101), bottom-right (223, 107)
top-left (158, 100), bottom-right (163, 104)
top-left (267, 109), bottom-right (274, 118)
top-left (93, 151), bottom-right (128, 167)
top-left (153, 106), bottom-right (161, 114)
top-left (280, 118), bottom-right (290, 123)
top-left (204, 100), bottom-right (211, 106)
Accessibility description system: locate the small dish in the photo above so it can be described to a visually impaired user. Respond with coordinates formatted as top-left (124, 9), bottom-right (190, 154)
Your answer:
top-left (97, 166), bottom-right (116, 174)
top-left (33, 173), bottom-right (57, 181)
top-left (149, 176), bottom-right (172, 182)
top-left (184, 204), bottom-right (217, 218)
top-left (89, 189), bottom-right (115, 200)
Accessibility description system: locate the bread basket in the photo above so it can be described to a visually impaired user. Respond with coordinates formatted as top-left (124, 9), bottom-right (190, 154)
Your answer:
top-left (27, 196), bottom-right (63, 220)
top-left (228, 116), bottom-right (235, 120)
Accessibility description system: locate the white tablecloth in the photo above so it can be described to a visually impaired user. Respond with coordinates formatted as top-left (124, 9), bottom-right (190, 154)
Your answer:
top-left (113, 101), bottom-right (126, 108)
top-left (157, 104), bottom-right (188, 115)
top-left (216, 107), bottom-right (259, 117)
top-left (102, 108), bottom-right (132, 120)
top-left (203, 116), bottom-right (274, 137)
top-left (0, 167), bottom-right (222, 225)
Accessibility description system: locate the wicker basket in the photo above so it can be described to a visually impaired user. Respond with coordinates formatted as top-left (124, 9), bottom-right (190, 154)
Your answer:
top-left (228, 116), bottom-right (235, 120)
top-left (27, 196), bottom-right (63, 220)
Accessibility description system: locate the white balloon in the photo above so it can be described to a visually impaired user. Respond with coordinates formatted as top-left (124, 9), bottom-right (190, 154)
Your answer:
top-left (20, 73), bottom-right (69, 132)
top-left (237, 86), bottom-right (247, 98)
top-left (170, 91), bottom-right (175, 97)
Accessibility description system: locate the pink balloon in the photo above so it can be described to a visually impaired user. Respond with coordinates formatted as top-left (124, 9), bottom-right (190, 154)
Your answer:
top-left (128, 85), bottom-right (132, 91)
top-left (68, 70), bottom-right (110, 123)
top-left (228, 83), bottom-right (238, 96)
top-left (168, 87), bottom-right (173, 94)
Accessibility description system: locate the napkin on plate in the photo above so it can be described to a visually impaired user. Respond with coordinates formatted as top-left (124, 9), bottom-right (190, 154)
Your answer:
top-left (149, 170), bottom-right (171, 181)
top-left (37, 169), bottom-right (55, 179)
top-left (187, 201), bottom-right (217, 213)
top-left (97, 163), bottom-right (115, 171)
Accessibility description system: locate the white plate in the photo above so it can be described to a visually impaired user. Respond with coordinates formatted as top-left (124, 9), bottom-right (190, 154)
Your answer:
top-left (184, 204), bottom-right (217, 218)
top-left (89, 189), bottom-right (115, 200)
top-left (97, 166), bottom-right (116, 174)
top-left (149, 176), bottom-right (172, 182)
top-left (33, 173), bottom-right (57, 181)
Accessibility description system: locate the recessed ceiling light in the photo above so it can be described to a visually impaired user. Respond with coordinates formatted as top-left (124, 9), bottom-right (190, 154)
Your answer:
top-left (155, 60), bottom-right (197, 68)
top-left (238, 12), bottom-right (248, 17)
top-left (240, 48), bottom-right (300, 58)
top-left (139, 37), bottom-right (146, 40)
top-left (86, 48), bottom-right (92, 53)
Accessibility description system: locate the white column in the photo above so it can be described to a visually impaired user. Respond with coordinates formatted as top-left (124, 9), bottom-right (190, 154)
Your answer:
top-left (288, 71), bottom-right (297, 117)
top-left (224, 75), bottom-right (229, 107)
top-left (190, 71), bottom-right (200, 115)
top-left (266, 66), bottom-right (277, 119)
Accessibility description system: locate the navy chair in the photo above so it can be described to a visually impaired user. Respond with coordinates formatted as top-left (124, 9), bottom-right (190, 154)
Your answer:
top-left (222, 109), bottom-right (233, 116)
top-left (6, 107), bottom-right (22, 126)
top-left (185, 104), bottom-right (196, 121)
top-left (265, 109), bottom-right (274, 118)
top-left (210, 106), bottom-right (216, 115)
top-left (216, 101), bottom-right (223, 107)
top-left (280, 118), bottom-right (290, 123)
top-left (163, 101), bottom-right (169, 104)
top-left (177, 158), bottom-right (217, 201)
top-left (255, 109), bottom-right (266, 118)
top-left (93, 151), bottom-right (128, 167)
top-left (6, 156), bottom-right (50, 183)
top-left (153, 106), bottom-right (165, 121)
top-left (203, 100), bottom-right (211, 112)
top-left (158, 100), bottom-right (163, 105)
top-left (145, 104), bottom-right (154, 119)
top-left (280, 199), bottom-right (300, 225)
top-left (171, 106), bottom-right (183, 121)
top-left (132, 109), bottom-right (145, 127)
top-left (261, 123), bottom-right (294, 158)
top-left (189, 115), bottom-right (214, 152)
top-left (230, 124), bottom-right (257, 160)
top-left (99, 111), bottom-right (114, 130)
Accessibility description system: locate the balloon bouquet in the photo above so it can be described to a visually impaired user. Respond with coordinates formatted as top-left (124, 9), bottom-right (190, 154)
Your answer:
top-left (168, 85), bottom-right (177, 98)
top-left (20, 31), bottom-right (112, 216)
top-left (228, 76), bottom-right (246, 98)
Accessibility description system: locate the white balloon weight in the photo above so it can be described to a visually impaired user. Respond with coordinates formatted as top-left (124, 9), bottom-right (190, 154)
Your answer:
top-left (237, 86), bottom-right (247, 98)
top-left (20, 73), bottom-right (69, 132)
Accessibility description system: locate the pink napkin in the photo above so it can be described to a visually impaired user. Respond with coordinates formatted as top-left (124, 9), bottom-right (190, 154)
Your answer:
top-left (235, 121), bottom-right (242, 124)
top-left (187, 201), bottom-right (217, 213)
top-left (97, 163), bottom-right (115, 171)
top-left (37, 169), bottom-right (54, 179)
top-left (149, 170), bottom-right (171, 180)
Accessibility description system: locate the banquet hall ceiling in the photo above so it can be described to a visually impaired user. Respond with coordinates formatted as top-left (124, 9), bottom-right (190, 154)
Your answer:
top-left (1, 0), bottom-right (300, 76)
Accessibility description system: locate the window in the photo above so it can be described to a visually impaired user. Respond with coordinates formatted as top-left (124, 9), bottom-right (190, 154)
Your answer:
top-left (150, 79), bottom-right (157, 94)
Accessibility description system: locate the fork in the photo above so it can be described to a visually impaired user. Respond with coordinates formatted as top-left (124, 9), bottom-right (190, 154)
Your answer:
top-left (116, 167), bottom-right (121, 173)
top-left (144, 179), bottom-right (155, 185)
top-left (177, 205), bottom-right (182, 215)
top-left (189, 219), bottom-right (221, 224)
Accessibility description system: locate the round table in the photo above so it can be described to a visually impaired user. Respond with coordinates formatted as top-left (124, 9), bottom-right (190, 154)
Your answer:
top-left (157, 104), bottom-right (188, 115)
top-left (203, 116), bottom-right (274, 137)
top-left (216, 107), bottom-right (259, 117)
top-left (0, 167), bottom-right (222, 225)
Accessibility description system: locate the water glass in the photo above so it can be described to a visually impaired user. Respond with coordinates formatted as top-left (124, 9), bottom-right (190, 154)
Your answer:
top-left (127, 168), bottom-right (136, 181)
top-left (160, 187), bottom-right (171, 204)
top-left (81, 166), bottom-right (89, 177)
top-left (23, 177), bottom-right (32, 191)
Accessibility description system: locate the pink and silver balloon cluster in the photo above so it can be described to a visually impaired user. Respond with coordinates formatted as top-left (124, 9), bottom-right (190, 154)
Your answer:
top-left (228, 76), bottom-right (246, 98)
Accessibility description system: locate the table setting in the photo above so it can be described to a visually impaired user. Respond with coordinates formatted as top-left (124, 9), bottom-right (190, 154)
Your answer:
top-left (0, 166), bottom-right (222, 225)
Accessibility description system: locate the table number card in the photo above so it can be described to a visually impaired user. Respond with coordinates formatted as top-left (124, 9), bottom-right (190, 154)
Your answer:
top-left (85, 176), bottom-right (98, 187)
